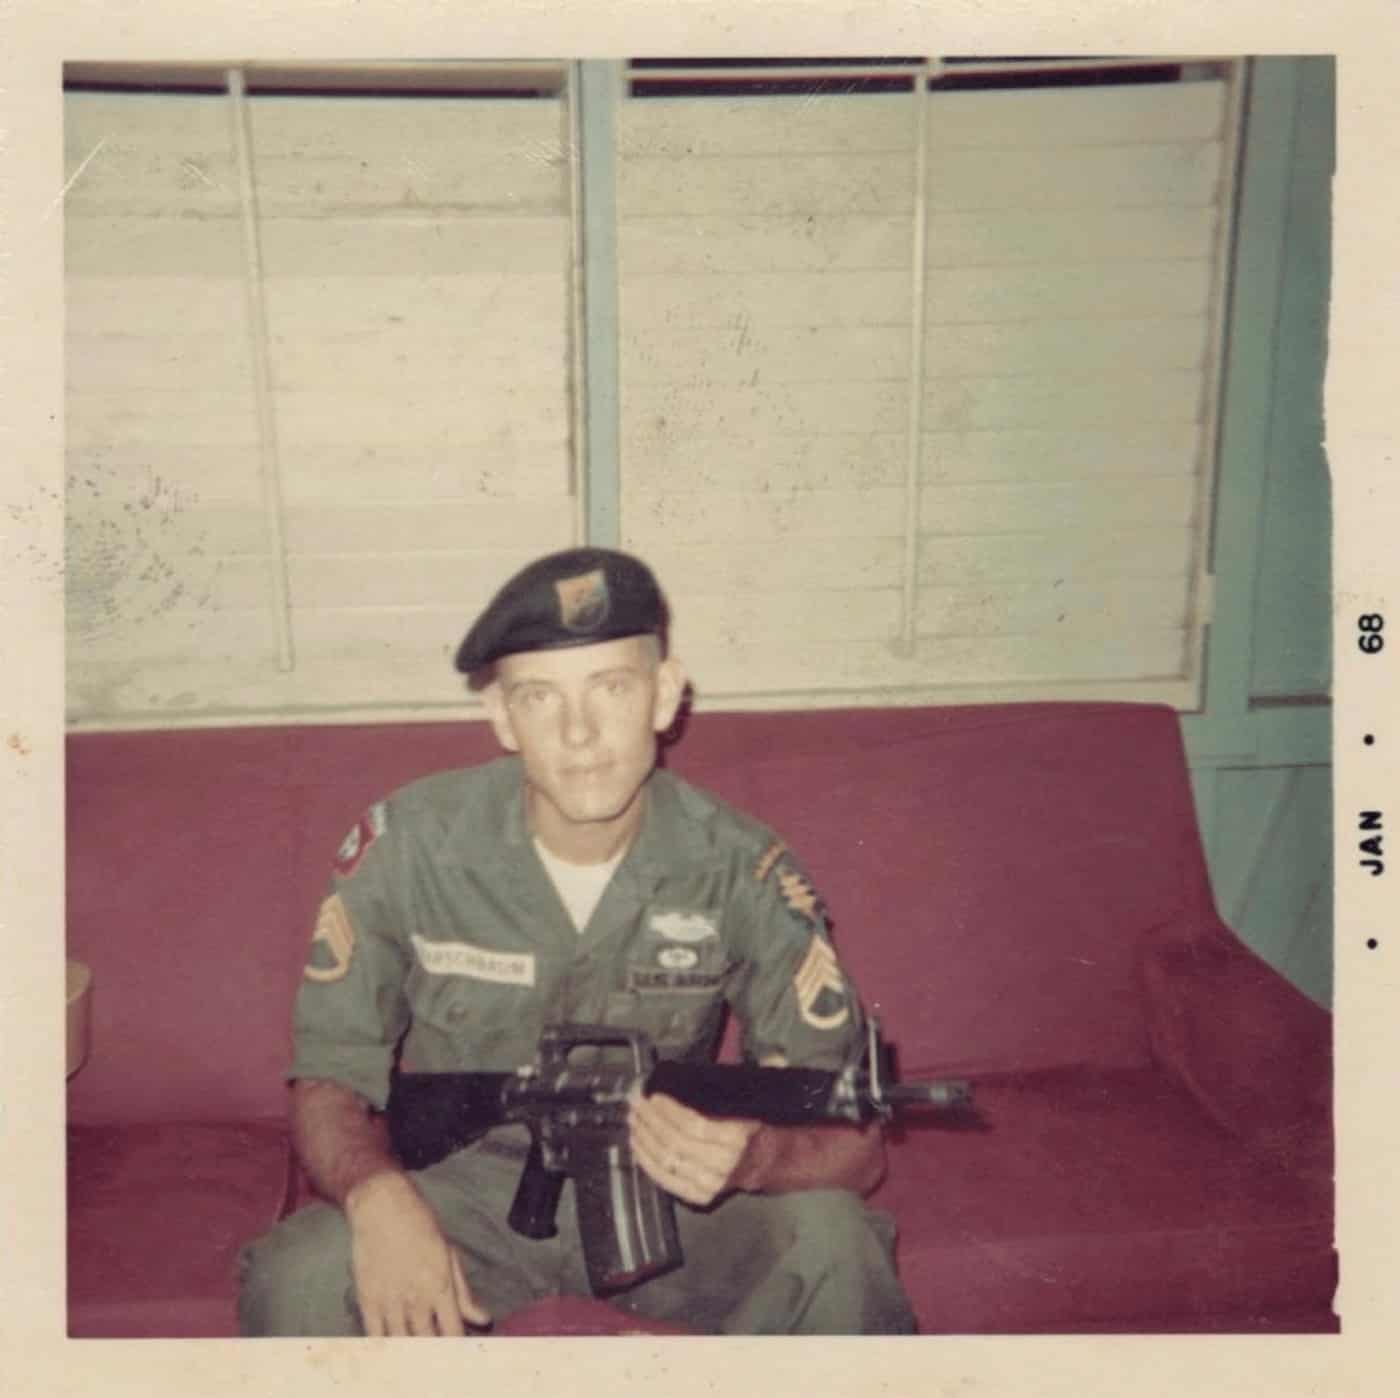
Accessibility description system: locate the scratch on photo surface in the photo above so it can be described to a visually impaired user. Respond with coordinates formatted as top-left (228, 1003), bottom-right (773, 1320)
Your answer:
top-left (180, 158), bottom-right (217, 188)
top-left (43, 136), bottom-right (107, 221)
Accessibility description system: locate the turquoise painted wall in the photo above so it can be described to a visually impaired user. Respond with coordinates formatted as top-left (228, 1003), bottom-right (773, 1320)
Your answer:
top-left (1185, 57), bottom-right (1334, 1007)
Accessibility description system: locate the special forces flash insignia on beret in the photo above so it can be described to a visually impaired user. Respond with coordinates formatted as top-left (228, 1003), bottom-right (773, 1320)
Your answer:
top-left (555, 568), bottom-right (610, 634)
top-left (305, 895), bottom-right (356, 983)
top-left (794, 935), bottom-right (850, 1031)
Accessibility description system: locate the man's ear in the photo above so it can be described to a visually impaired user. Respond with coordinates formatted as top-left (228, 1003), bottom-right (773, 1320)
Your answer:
top-left (481, 680), bottom-right (520, 753)
top-left (651, 656), bottom-right (687, 734)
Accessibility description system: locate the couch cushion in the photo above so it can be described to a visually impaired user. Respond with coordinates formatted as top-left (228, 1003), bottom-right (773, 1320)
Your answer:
top-left (68, 1120), bottom-right (294, 1338)
top-left (874, 1065), bottom-right (1336, 1333)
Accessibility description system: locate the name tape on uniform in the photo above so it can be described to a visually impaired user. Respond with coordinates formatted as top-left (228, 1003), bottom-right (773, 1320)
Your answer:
top-left (411, 935), bottom-right (536, 987)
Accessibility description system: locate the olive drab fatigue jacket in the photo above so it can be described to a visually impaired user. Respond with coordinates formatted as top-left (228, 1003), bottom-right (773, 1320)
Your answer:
top-left (291, 760), bottom-right (865, 1116)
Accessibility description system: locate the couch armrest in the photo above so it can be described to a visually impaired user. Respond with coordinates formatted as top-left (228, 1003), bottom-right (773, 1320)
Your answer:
top-left (1136, 916), bottom-right (1332, 1171)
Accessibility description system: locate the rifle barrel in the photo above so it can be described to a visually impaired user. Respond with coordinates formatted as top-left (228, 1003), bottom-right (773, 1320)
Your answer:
top-left (881, 1081), bottom-right (973, 1109)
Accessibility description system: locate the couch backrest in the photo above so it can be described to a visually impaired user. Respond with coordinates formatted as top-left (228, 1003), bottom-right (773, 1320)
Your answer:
top-left (65, 702), bottom-right (1214, 1122)
top-left (669, 703), bottom-right (1215, 1076)
top-left (65, 722), bottom-right (503, 1125)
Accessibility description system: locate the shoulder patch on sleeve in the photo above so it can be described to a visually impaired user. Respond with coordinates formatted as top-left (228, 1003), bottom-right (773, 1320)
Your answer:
top-left (333, 801), bottom-right (388, 877)
top-left (305, 894), bottom-right (357, 983)
top-left (775, 861), bottom-right (827, 931)
top-left (753, 839), bottom-right (787, 883)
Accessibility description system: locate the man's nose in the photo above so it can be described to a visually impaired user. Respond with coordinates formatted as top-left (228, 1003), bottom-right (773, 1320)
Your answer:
top-left (559, 693), bottom-right (598, 747)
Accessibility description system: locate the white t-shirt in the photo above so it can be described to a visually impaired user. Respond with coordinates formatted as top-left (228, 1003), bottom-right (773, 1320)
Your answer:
top-left (533, 837), bottom-right (627, 933)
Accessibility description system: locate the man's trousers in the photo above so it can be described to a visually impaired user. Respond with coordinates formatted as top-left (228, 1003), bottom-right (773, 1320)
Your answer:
top-left (236, 1139), bottom-right (916, 1336)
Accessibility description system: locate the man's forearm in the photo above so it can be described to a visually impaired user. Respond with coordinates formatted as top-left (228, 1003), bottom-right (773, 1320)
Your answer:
top-left (734, 1121), bottom-right (886, 1197)
top-left (291, 1077), bottom-right (404, 1208)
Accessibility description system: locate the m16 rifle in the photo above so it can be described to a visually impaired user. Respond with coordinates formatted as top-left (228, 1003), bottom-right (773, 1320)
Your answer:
top-left (386, 1018), bottom-right (979, 1295)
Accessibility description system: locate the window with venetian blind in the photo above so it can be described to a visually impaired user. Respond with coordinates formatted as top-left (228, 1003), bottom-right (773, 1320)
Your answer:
top-left (64, 64), bottom-right (580, 727)
top-left (616, 59), bottom-right (1240, 710)
top-left (64, 58), bottom-right (1245, 729)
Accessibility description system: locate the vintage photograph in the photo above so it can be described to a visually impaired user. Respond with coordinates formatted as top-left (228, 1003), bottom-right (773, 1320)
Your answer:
top-left (59, 53), bottom-right (1336, 1344)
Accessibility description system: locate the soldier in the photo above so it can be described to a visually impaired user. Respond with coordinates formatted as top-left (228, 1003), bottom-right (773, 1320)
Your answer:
top-left (237, 547), bottom-right (915, 1336)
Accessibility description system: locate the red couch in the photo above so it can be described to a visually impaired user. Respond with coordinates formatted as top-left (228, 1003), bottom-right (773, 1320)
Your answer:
top-left (65, 702), bottom-right (1336, 1337)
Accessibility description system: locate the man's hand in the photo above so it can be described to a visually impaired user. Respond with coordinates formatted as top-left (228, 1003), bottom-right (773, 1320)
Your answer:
top-left (629, 1088), bottom-right (889, 1203)
top-left (627, 1090), bottom-right (772, 1207)
top-left (344, 1171), bottom-right (491, 1337)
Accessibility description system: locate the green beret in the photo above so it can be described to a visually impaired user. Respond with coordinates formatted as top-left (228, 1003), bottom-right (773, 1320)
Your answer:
top-left (454, 547), bottom-right (668, 675)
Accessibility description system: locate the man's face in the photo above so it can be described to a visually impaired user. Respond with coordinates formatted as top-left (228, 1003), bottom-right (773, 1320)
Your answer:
top-left (483, 635), bottom-right (685, 852)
